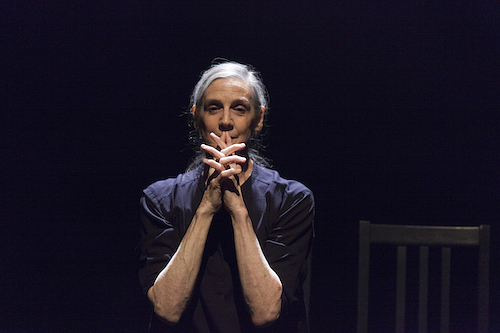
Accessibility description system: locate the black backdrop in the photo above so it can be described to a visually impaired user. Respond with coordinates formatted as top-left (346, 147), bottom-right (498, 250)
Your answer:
top-left (2, 1), bottom-right (499, 332)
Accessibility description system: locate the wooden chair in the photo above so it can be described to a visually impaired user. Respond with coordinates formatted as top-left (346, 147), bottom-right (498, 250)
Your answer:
top-left (357, 220), bottom-right (490, 333)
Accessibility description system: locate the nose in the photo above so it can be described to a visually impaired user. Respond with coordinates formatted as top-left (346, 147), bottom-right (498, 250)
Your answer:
top-left (219, 108), bottom-right (233, 131)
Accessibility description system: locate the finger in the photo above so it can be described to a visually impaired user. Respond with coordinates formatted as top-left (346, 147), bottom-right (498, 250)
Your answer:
top-left (203, 158), bottom-right (225, 173)
top-left (201, 144), bottom-right (225, 160)
top-left (221, 166), bottom-right (242, 178)
top-left (219, 155), bottom-right (246, 166)
top-left (221, 143), bottom-right (246, 156)
top-left (220, 131), bottom-right (232, 146)
top-left (210, 132), bottom-right (227, 150)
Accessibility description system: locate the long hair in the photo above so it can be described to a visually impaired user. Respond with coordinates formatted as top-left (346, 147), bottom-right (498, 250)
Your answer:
top-left (185, 60), bottom-right (271, 171)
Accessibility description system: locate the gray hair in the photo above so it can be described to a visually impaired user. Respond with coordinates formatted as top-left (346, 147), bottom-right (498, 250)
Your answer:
top-left (190, 61), bottom-right (268, 112)
top-left (185, 61), bottom-right (271, 171)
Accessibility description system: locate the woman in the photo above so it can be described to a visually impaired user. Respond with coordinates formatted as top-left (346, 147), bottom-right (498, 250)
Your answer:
top-left (138, 61), bottom-right (314, 332)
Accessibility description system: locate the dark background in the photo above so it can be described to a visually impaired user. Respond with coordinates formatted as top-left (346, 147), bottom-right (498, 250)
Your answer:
top-left (2, 1), bottom-right (499, 332)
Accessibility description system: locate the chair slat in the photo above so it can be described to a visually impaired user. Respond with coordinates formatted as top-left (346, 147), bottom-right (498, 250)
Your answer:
top-left (418, 246), bottom-right (429, 333)
top-left (440, 247), bottom-right (451, 333)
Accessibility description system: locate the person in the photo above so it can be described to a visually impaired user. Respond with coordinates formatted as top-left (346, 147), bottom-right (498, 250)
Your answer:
top-left (138, 61), bottom-right (315, 332)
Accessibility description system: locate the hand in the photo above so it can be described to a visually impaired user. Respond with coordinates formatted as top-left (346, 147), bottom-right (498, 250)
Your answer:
top-left (201, 132), bottom-right (246, 177)
top-left (200, 132), bottom-right (247, 215)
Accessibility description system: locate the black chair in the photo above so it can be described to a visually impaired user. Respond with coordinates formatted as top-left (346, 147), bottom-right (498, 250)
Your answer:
top-left (357, 220), bottom-right (490, 333)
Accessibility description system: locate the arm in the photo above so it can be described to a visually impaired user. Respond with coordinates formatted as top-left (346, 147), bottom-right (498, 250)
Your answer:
top-left (229, 182), bottom-right (314, 328)
top-left (148, 139), bottom-right (247, 324)
top-left (147, 201), bottom-right (214, 324)
top-left (231, 208), bottom-right (283, 326)
top-left (203, 132), bottom-right (283, 326)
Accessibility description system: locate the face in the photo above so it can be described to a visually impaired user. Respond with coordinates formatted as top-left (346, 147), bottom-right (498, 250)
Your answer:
top-left (197, 78), bottom-right (263, 147)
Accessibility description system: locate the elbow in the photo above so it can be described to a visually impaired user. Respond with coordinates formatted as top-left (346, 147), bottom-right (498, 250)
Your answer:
top-left (153, 305), bottom-right (182, 325)
top-left (251, 305), bottom-right (281, 327)
top-left (251, 286), bottom-right (282, 327)
top-left (148, 286), bottom-right (182, 325)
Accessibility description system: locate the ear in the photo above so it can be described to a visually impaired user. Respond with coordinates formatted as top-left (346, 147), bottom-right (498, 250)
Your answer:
top-left (253, 107), bottom-right (265, 132)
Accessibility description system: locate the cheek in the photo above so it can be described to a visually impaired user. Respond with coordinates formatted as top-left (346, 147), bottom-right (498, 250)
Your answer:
top-left (196, 115), bottom-right (215, 131)
top-left (193, 117), bottom-right (203, 130)
top-left (248, 115), bottom-right (262, 131)
top-left (249, 118), bottom-right (259, 131)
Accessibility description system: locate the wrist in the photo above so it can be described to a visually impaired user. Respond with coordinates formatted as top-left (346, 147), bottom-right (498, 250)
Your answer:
top-left (196, 202), bottom-right (218, 218)
top-left (229, 205), bottom-right (250, 222)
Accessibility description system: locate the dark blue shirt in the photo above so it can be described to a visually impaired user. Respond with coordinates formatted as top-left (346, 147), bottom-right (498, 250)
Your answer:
top-left (139, 164), bottom-right (314, 332)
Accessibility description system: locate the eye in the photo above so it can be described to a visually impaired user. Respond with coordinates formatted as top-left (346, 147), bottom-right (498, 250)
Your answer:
top-left (233, 105), bottom-right (248, 114)
top-left (206, 105), bottom-right (221, 113)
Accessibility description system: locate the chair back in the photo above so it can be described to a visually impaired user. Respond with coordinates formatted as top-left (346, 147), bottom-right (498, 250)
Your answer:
top-left (357, 220), bottom-right (490, 333)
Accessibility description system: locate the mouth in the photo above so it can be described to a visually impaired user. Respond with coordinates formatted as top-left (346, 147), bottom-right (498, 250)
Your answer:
top-left (204, 132), bottom-right (238, 149)
top-left (219, 132), bottom-right (237, 143)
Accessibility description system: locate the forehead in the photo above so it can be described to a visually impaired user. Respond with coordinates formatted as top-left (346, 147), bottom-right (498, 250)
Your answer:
top-left (204, 78), bottom-right (254, 102)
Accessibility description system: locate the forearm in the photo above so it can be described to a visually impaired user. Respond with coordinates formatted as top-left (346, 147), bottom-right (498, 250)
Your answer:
top-left (232, 211), bottom-right (283, 326)
top-left (148, 207), bottom-right (214, 323)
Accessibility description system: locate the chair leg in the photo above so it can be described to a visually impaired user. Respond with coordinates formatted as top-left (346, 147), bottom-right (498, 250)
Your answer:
top-left (478, 225), bottom-right (490, 333)
top-left (357, 221), bottom-right (370, 333)
top-left (396, 246), bottom-right (407, 333)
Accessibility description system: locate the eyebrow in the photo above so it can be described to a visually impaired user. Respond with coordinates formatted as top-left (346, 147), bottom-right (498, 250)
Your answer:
top-left (204, 97), bottom-right (251, 105)
top-left (204, 99), bottom-right (221, 105)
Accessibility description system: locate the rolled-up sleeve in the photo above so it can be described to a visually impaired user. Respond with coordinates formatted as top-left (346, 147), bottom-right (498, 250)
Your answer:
top-left (264, 182), bottom-right (315, 317)
top-left (138, 186), bottom-right (181, 294)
